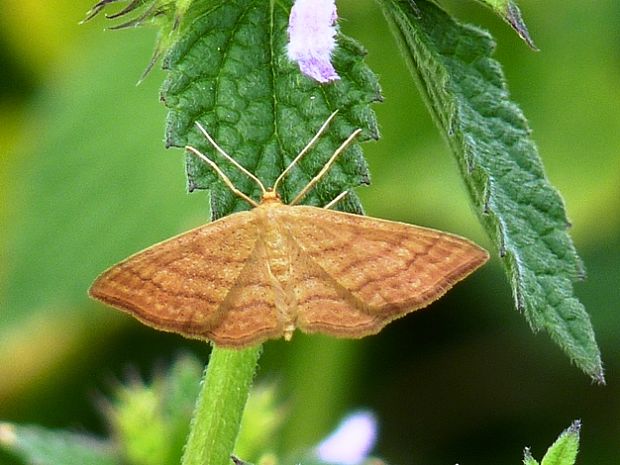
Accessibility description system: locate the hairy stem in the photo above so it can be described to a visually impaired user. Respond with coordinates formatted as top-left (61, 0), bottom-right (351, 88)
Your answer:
top-left (182, 346), bottom-right (262, 465)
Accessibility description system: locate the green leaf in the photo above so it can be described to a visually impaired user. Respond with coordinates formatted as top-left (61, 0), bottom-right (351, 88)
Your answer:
top-left (523, 421), bottom-right (581, 465)
top-left (523, 447), bottom-right (540, 465)
top-left (161, 0), bottom-right (381, 219)
top-left (379, 0), bottom-right (604, 381)
top-left (472, 0), bottom-right (537, 49)
top-left (106, 355), bottom-right (203, 465)
top-left (540, 420), bottom-right (581, 465)
top-left (0, 423), bottom-right (119, 465)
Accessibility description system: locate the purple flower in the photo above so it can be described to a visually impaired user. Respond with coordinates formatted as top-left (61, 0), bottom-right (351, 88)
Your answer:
top-left (315, 411), bottom-right (378, 465)
top-left (287, 0), bottom-right (340, 83)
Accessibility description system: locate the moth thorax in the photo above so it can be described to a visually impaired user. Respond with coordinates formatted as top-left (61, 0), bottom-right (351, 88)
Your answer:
top-left (262, 224), bottom-right (292, 283)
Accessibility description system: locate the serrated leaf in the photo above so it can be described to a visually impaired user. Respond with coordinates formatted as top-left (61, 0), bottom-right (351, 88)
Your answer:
top-left (473, 0), bottom-right (537, 49)
top-left (0, 423), bottom-right (119, 465)
top-left (161, 0), bottom-right (381, 219)
top-left (540, 421), bottom-right (581, 465)
top-left (379, 0), bottom-right (604, 381)
top-left (523, 447), bottom-right (540, 465)
top-left (523, 421), bottom-right (581, 465)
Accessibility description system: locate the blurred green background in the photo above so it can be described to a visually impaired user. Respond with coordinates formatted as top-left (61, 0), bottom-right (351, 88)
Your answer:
top-left (1, 0), bottom-right (618, 464)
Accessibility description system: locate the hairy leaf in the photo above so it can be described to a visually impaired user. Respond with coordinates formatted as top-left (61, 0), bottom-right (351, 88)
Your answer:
top-left (161, 0), bottom-right (381, 219)
top-left (0, 423), bottom-right (118, 465)
top-left (379, 0), bottom-right (603, 381)
top-left (540, 420), bottom-right (580, 465)
top-left (523, 448), bottom-right (540, 465)
top-left (473, 0), bottom-right (536, 48)
top-left (523, 421), bottom-right (581, 465)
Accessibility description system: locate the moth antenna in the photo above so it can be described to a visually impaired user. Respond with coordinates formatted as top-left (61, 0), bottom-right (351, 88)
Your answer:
top-left (323, 191), bottom-right (349, 210)
top-left (186, 146), bottom-right (260, 208)
top-left (290, 128), bottom-right (362, 206)
top-left (272, 110), bottom-right (339, 193)
top-left (194, 122), bottom-right (267, 195)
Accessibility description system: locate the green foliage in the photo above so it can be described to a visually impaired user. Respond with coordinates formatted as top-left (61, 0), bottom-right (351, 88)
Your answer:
top-left (234, 383), bottom-right (286, 461)
top-left (0, 423), bottom-right (119, 465)
top-left (0, 31), bottom-right (199, 401)
top-left (2, 0), bottom-right (609, 464)
top-left (0, 355), bottom-right (277, 465)
top-left (107, 355), bottom-right (202, 465)
top-left (524, 450), bottom-right (539, 465)
top-left (0, 356), bottom-right (587, 465)
top-left (160, 0), bottom-right (381, 219)
top-left (472, 0), bottom-right (536, 48)
top-left (0, 32), bottom-right (171, 328)
top-left (0, 355), bottom-right (203, 465)
top-left (83, 0), bottom-right (183, 81)
top-left (0, 348), bottom-right (296, 465)
top-left (378, 0), bottom-right (603, 382)
top-left (523, 420), bottom-right (581, 465)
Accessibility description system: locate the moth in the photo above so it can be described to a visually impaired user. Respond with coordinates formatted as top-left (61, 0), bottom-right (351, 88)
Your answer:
top-left (90, 112), bottom-right (488, 347)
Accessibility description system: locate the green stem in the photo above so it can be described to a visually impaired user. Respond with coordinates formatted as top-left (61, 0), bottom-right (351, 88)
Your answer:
top-left (182, 346), bottom-right (262, 465)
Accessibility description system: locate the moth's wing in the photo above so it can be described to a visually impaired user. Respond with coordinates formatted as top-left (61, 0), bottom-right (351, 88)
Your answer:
top-left (279, 206), bottom-right (489, 337)
top-left (89, 210), bottom-right (279, 345)
top-left (204, 237), bottom-right (284, 347)
top-left (285, 239), bottom-right (390, 337)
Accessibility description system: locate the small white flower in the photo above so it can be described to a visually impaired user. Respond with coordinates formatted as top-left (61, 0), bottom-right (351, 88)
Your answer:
top-left (315, 411), bottom-right (378, 465)
top-left (287, 0), bottom-right (340, 83)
